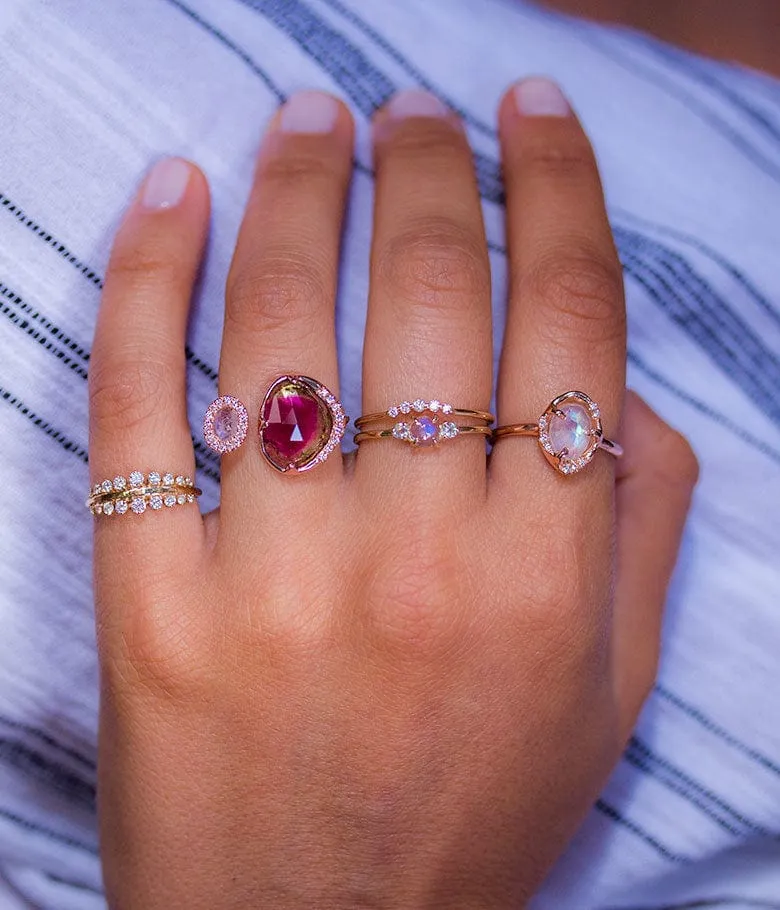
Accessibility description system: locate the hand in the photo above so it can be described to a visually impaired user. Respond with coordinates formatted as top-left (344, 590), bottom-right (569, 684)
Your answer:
top-left (88, 82), bottom-right (697, 909)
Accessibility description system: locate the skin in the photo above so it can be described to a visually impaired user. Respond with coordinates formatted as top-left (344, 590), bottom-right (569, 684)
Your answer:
top-left (88, 82), bottom-right (698, 908)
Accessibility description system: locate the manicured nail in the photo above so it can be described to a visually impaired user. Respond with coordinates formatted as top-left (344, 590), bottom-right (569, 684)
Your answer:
top-left (280, 91), bottom-right (339, 134)
top-left (385, 89), bottom-right (449, 119)
top-left (142, 158), bottom-right (191, 209)
top-left (514, 77), bottom-right (570, 117)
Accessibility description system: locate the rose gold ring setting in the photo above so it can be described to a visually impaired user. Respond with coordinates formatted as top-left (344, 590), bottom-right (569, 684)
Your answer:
top-left (204, 395), bottom-right (249, 454)
top-left (86, 471), bottom-right (202, 516)
top-left (492, 391), bottom-right (622, 475)
top-left (354, 399), bottom-right (494, 448)
top-left (259, 375), bottom-right (347, 473)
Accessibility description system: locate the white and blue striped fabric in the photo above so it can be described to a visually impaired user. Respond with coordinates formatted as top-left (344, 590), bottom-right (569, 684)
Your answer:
top-left (0, 0), bottom-right (779, 907)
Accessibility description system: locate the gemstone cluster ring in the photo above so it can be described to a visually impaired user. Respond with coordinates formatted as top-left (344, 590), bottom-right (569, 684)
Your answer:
top-left (259, 375), bottom-right (347, 473)
top-left (492, 391), bottom-right (623, 475)
top-left (354, 399), bottom-right (494, 448)
top-left (86, 472), bottom-right (202, 516)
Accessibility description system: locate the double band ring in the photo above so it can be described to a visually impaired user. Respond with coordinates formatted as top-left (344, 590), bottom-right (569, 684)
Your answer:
top-left (86, 471), bottom-right (201, 516)
top-left (354, 399), bottom-right (494, 448)
top-left (492, 391), bottom-right (622, 475)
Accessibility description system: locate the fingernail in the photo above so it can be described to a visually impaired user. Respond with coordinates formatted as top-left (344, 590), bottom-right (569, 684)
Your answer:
top-left (142, 158), bottom-right (191, 209)
top-left (385, 89), bottom-right (449, 119)
top-left (280, 91), bottom-right (339, 134)
top-left (514, 77), bottom-right (570, 117)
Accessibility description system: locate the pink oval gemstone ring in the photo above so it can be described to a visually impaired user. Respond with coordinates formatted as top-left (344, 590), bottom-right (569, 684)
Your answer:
top-left (492, 391), bottom-right (623, 475)
top-left (259, 375), bottom-right (347, 473)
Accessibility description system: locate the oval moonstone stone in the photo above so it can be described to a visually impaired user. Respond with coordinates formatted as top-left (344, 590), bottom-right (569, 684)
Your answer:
top-left (549, 403), bottom-right (592, 457)
top-left (261, 379), bottom-right (332, 471)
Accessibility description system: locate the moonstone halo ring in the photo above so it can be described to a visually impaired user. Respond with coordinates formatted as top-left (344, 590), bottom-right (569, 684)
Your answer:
top-left (258, 375), bottom-right (347, 473)
top-left (354, 399), bottom-right (494, 448)
top-left (492, 391), bottom-right (623, 475)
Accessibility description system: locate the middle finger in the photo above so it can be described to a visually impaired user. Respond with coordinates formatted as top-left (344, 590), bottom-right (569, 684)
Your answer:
top-left (356, 90), bottom-right (493, 505)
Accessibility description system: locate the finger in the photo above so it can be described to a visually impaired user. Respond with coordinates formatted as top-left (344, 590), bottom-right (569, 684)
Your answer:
top-left (89, 158), bottom-right (210, 593)
top-left (218, 91), bottom-right (354, 520)
top-left (492, 77), bottom-right (626, 502)
top-left (356, 90), bottom-right (493, 505)
top-left (612, 392), bottom-right (699, 740)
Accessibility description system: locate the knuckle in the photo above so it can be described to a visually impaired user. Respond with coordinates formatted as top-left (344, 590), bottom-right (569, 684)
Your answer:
top-left (377, 218), bottom-right (489, 317)
top-left (525, 252), bottom-right (625, 346)
top-left (260, 148), bottom-right (338, 191)
top-left (226, 248), bottom-right (330, 335)
top-left (521, 134), bottom-right (596, 180)
top-left (108, 243), bottom-right (183, 296)
top-left (89, 356), bottom-right (173, 436)
top-left (369, 538), bottom-right (466, 651)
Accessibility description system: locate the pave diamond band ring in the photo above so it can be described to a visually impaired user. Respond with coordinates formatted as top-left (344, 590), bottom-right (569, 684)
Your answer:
top-left (354, 399), bottom-right (494, 449)
top-left (86, 472), bottom-right (202, 516)
top-left (492, 391), bottom-right (623, 475)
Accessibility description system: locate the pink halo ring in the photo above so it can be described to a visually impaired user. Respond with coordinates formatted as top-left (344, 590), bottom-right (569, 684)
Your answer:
top-left (203, 395), bottom-right (249, 454)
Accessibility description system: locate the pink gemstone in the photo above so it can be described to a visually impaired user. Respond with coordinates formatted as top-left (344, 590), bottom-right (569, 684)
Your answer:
top-left (204, 396), bottom-right (248, 454)
top-left (549, 403), bottom-right (592, 458)
top-left (260, 378), bottom-right (332, 471)
top-left (410, 416), bottom-right (438, 447)
top-left (214, 405), bottom-right (237, 440)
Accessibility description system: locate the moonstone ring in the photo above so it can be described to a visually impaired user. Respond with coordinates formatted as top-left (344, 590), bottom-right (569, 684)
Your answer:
top-left (492, 391), bottom-right (623, 475)
top-left (354, 399), bottom-right (494, 448)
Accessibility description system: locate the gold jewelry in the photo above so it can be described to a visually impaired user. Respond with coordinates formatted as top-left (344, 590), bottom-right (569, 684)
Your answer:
top-left (354, 399), bottom-right (494, 448)
top-left (86, 471), bottom-right (202, 516)
top-left (492, 391), bottom-right (622, 475)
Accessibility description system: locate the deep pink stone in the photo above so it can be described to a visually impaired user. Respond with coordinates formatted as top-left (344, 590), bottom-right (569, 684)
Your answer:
top-left (260, 380), bottom-right (332, 470)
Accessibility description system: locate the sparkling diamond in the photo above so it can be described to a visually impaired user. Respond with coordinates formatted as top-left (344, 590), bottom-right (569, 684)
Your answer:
top-left (101, 479), bottom-right (113, 493)
top-left (115, 500), bottom-right (128, 515)
top-left (429, 400), bottom-right (441, 412)
top-left (438, 421), bottom-right (459, 439)
top-left (388, 406), bottom-right (399, 418)
top-left (150, 494), bottom-right (163, 510)
top-left (94, 504), bottom-right (103, 515)
top-left (393, 422), bottom-right (411, 440)
top-left (102, 501), bottom-right (114, 516)
top-left (129, 471), bottom-right (144, 487)
top-left (164, 494), bottom-right (176, 507)
top-left (186, 493), bottom-right (195, 503)
top-left (92, 484), bottom-right (101, 496)
top-left (410, 416), bottom-right (438, 447)
top-left (441, 403), bottom-right (453, 414)
top-left (130, 497), bottom-right (146, 514)
top-left (163, 473), bottom-right (174, 485)
top-left (413, 399), bottom-right (426, 412)
top-left (175, 475), bottom-right (185, 485)
top-left (148, 472), bottom-right (161, 485)
top-left (260, 378), bottom-right (333, 472)
top-left (549, 403), bottom-right (593, 458)
top-left (113, 476), bottom-right (126, 491)
top-left (400, 401), bottom-right (412, 414)
top-left (177, 494), bottom-right (186, 505)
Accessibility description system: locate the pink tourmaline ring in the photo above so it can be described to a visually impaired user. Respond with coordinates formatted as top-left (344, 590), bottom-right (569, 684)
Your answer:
top-left (259, 375), bottom-right (347, 473)
top-left (203, 395), bottom-right (249, 454)
top-left (492, 391), bottom-right (623, 475)
top-left (353, 399), bottom-right (494, 448)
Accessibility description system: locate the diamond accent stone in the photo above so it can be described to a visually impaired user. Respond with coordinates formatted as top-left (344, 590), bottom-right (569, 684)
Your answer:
top-left (388, 406), bottom-right (399, 418)
top-left (164, 494), bottom-right (176, 507)
top-left (429, 400), bottom-right (441, 412)
top-left (129, 471), bottom-right (144, 487)
top-left (115, 500), bottom-right (128, 515)
top-left (148, 472), bottom-right (161, 486)
top-left (101, 479), bottom-right (113, 493)
top-left (393, 422), bottom-right (411, 440)
top-left (400, 401), bottom-right (412, 414)
top-left (94, 504), bottom-right (103, 515)
top-left (130, 497), bottom-right (146, 514)
top-left (413, 399), bottom-right (426, 412)
top-left (186, 493), bottom-right (195, 503)
top-left (102, 501), bottom-right (114, 515)
top-left (177, 494), bottom-right (186, 505)
top-left (441, 403), bottom-right (453, 414)
top-left (438, 421), bottom-right (459, 439)
top-left (92, 484), bottom-right (101, 496)
top-left (175, 475), bottom-right (185, 485)
top-left (113, 476), bottom-right (126, 491)
top-left (163, 473), bottom-right (174, 485)
top-left (150, 494), bottom-right (163, 510)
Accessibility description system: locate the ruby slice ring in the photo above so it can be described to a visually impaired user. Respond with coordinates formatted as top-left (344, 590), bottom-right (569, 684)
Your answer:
top-left (259, 375), bottom-right (347, 473)
top-left (492, 391), bottom-right (623, 475)
top-left (354, 399), bottom-right (494, 448)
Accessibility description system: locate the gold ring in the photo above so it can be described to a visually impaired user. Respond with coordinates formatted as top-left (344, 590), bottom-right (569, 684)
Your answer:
top-left (354, 398), bottom-right (494, 448)
top-left (86, 471), bottom-right (202, 516)
top-left (492, 391), bottom-right (622, 475)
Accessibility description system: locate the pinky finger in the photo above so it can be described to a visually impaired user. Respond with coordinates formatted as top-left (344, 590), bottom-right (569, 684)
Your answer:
top-left (612, 391), bottom-right (699, 740)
